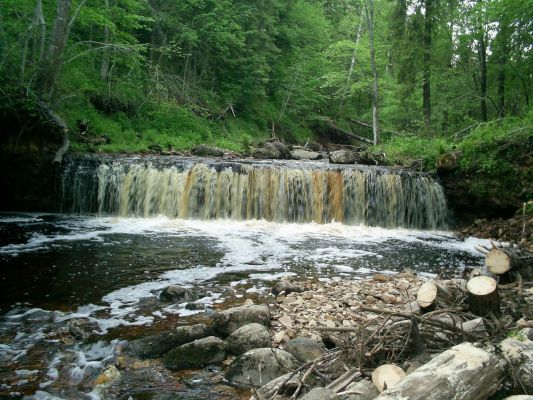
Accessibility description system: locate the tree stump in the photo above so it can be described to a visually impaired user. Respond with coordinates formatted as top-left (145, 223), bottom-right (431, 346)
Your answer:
top-left (466, 276), bottom-right (500, 317)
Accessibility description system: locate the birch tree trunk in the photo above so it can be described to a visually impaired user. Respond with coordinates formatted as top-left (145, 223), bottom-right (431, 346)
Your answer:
top-left (422, 0), bottom-right (433, 132)
top-left (366, 0), bottom-right (380, 145)
top-left (100, 0), bottom-right (111, 81)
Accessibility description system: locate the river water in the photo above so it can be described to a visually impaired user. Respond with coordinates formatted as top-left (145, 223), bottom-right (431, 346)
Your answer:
top-left (0, 213), bottom-right (488, 399)
top-left (0, 156), bottom-right (489, 399)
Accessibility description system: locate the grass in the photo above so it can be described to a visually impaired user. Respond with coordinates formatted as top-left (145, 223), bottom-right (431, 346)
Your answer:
top-left (63, 100), bottom-right (269, 153)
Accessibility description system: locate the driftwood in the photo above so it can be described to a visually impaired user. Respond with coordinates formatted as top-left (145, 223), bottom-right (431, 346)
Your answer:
top-left (373, 343), bottom-right (506, 400)
top-left (467, 276), bottom-right (500, 317)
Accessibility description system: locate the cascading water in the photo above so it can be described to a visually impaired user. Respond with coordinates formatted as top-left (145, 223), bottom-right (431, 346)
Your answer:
top-left (60, 155), bottom-right (447, 229)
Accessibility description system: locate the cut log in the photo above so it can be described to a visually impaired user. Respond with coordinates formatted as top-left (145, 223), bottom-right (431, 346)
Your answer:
top-left (466, 276), bottom-right (500, 317)
top-left (485, 247), bottom-right (533, 281)
top-left (371, 364), bottom-right (406, 393)
top-left (485, 248), bottom-right (514, 274)
top-left (373, 343), bottom-right (505, 400)
top-left (416, 281), bottom-right (451, 312)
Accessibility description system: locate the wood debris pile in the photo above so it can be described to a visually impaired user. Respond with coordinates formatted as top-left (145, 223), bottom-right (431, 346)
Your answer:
top-left (263, 243), bottom-right (533, 399)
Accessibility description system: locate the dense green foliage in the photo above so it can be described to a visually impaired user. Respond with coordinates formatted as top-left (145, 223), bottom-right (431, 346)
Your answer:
top-left (0, 0), bottom-right (531, 154)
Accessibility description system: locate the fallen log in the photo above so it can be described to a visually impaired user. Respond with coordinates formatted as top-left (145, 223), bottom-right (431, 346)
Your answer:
top-left (500, 336), bottom-right (533, 394)
top-left (373, 343), bottom-right (505, 400)
top-left (485, 246), bottom-right (533, 281)
top-left (324, 118), bottom-right (373, 144)
top-left (467, 276), bottom-right (500, 317)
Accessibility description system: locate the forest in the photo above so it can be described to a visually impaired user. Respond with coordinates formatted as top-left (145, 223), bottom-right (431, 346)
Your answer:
top-left (0, 0), bottom-right (532, 209)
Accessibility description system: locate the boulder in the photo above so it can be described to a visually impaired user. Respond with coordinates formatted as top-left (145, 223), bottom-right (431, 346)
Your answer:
top-left (129, 323), bottom-right (212, 359)
top-left (284, 337), bottom-right (325, 363)
top-left (253, 142), bottom-right (281, 159)
top-left (212, 304), bottom-right (270, 336)
top-left (185, 302), bottom-right (205, 311)
top-left (159, 285), bottom-right (197, 303)
top-left (163, 336), bottom-right (227, 370)
top-left (271, 280), bottom-right (305, 296)
top-left (224, 348), bottom-right (298, 387)
top-left (301, 387), bottom-right (339, 400)
top-left (340, 379), bottom-right (380, 400)
top-left (270, 141), bottom-right (292, 159)
top-left (68, 318), bottom-right (97, 341)
top-left (191, 144), bottom-right (224, 157)
top-left (226, 323), bottom-right (271, 355)
top-left (290, 149), bottom-right (321, 160)
top-left (253, 141), bottom-right (291, 160)
top-left (329, 150), bottom-right (356, 164)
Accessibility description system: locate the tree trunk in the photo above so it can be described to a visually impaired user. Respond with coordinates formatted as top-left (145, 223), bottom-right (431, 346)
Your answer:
top-left (374, 343), bottom-right (505, 400)
top-left (366, 0), bottom-right (380, 145)
top-left (100, 0), bottom-right (111, 81)
top-left (478, 25), bottom-right (487, 122)
top-left (422, 0), bottom-right (432, 132)
top-left (466, 276), bottom-right (500, 317)
top-left (496, 26), bottom-right (508, 118)
top-left (338, 15), bottom-right (363, 114)
top-left (38, 0), bottom-right (72, 96)
top-left (38, 0), bottom-right (86, 97)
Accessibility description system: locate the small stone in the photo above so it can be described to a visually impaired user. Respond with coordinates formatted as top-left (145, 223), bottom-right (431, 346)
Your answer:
top-left (381, 293), bottom-right (396, 304)
top-left (243, 299), bottom-right (254, 306)
top-left (273, 330), bottom-right (288, 344)
top-left (278, 315), bottom-right (293, 328)
top-left (302, 292), bottom-right (313, 300)
top-left (373, 273), bottom-right (391, 282)
top-left (365, 295), bottom-right (377, 304)
top-left (396, 279), bottom-right (410, 290)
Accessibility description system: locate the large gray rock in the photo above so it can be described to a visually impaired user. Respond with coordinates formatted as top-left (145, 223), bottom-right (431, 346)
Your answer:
top-left (226, 323), bottom-right (271, 355)
top-left (224, 348), bottom-right (298, 387)
top-left (159, 285), bottom-right (197, 303)
top-left (271, 280), bottom-right (305, 296)
top-left (163, 336), bottom-right (227, 370)
top-left (213, 304), bottom-right (270, 336)
top-left (290, 149), bottom-right (321, 160)
top-left (284, 337), bottom-right (325, 363)
top-left (340, 379), bottom-right (380, 400)
top-left (270, 141), bottom-right (292, 159)
top-left (329, 150), bottom-right (356, 164)
top-left (253, 141), bottom-right (291, 160)
top-left (253, 142), bottom-right (281, 159)
top-left (129, 323), bottom-right (212, 359)
top-left (301, 387), bottom-right (339, 400)
top-left (191, 144), bottom-right (225, 157)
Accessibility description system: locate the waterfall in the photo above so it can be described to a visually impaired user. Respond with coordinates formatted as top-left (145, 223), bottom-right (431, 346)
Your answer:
top-left (60, 155), bottom-right (448, 229)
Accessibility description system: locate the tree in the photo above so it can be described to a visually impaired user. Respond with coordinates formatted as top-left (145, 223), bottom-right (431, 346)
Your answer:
top-left (366, 0), bottom-right (380, 144)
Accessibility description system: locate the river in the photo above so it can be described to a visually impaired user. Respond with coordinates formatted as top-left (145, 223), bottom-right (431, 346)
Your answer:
top-left (0, 156), bottom-right (489, 399)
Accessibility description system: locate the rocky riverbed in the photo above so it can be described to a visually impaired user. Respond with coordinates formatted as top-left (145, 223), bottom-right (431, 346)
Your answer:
top-left (27, 270), bottom-right (527, 400)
